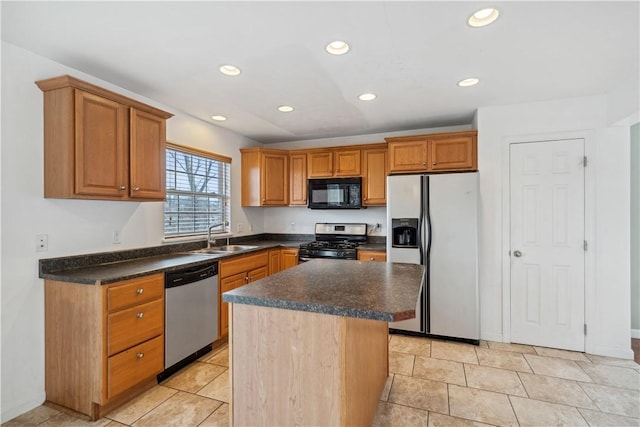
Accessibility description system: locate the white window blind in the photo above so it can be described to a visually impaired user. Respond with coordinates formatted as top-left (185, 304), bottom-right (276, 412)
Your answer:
top-left (164, 143), bottom-right (231, 237)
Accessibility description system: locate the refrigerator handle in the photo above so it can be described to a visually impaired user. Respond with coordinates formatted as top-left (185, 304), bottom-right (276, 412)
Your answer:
top-left (423, 175), bottom-right (432, 333)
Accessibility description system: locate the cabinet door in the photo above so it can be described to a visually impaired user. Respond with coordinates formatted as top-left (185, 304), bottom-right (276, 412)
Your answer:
top-left (248, 266), bottom-right (268, 283)
top-left (281, 249), bottom-right (299, 270)
top-left (130, 109), bottom-right (166, 200)
top-left (219, 272), bottom-right (247, 338)
top-left (308, 151), bottom-right (334, 177)
top-left (362, 148), bottom-right (387, 206)
top-left (268, 249), bottom-right (282, 275)
top-left (334, 149), bottom-right (361, 176)
top-left (261, 153), bottom-right (288, 205)
top-left (289, 153), bottom-right (307, 206)
top-left (388, 140), bottom-right (428, 173)
top-left (357, 250), bottom-right (387, 262)
top-left (74, 90), bottom-right (128, 197)
top-left (429, 135), bottom-right (477, 171)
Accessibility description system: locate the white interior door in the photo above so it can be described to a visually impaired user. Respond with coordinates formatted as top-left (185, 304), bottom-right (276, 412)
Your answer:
top-left (510, 139), bottom-right (585, 351)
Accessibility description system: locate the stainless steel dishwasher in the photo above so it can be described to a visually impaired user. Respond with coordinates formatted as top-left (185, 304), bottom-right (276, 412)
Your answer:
top-left (160, 261), bottom-right (218, 380)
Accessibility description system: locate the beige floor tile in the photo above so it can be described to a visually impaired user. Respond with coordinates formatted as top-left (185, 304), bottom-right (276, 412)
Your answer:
top-left (389, 351), bottom-right (415, 376)
top-left (476, 347), bottom-right (533, 372)
top-left (389, 335), bottom-right (431, 356)
top-left (464, 364), bottom-right (527, 396)
top-left (197, 369), bottom-right (230, 403)
top-left (427, 412), bottom-right (493, 426)
top-left (534, 346), bottom-right (591, 362)
top-left (202, 347), bottom-right (229, 367)
top-left (448, 384), bottom-right (518, 426)
top-left (586, 353), bottom-right (640, 369)
top-left (524, 354), bottom-right (592, 382)
top-left (578, 407), bottom-right (640, 426)
top-left (104, 422), bottom-right (127, 427)
top-left (431, 341), bottom-right (478, 364)
top-left (579, 382), bottom-right (640, 418)
top-left (38, 413), bottom-right (113, 427)
top-left (387, 374), bottom-right (449, 414)
top-left (198, 403), bottom-right (229, 427)
top-left (577, 361), bottom-right (640, 390)
top-left (373, 401), bottom-right (429, 427)
top-left (106, 385), bottom-right (178, 425)
top-left (132, 391), bottom-right (221, 427)
top-left (161, 361), bottom-right (227, 393)
top-left (380, 375), bottom-right (394, 401)
top-left (487, 341), bottom-right (536, 354)
top-left (477, 340), bottom-right (489, 348)
top-left (518, 372), bottom-right (597, 409)
top-left (509, 395), bottom-right (588, 426)
top-left (413, 356), bottom-right (466, 386)
top-left (2, 405), bottom-right (61, 426)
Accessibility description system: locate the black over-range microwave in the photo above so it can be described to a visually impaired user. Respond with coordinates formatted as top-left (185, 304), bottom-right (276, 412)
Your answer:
top-left (307, 177), bottom-right (362, 209)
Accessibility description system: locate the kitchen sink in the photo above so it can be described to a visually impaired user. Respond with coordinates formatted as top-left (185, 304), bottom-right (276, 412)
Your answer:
top-left (190, 245), bottom-right (259, 254)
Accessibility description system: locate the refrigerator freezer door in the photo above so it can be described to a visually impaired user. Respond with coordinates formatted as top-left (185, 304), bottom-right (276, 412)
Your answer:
top-left (428, 172), bottom-right (479, 340)
top-left (387, 174), bottom-right (424, 333)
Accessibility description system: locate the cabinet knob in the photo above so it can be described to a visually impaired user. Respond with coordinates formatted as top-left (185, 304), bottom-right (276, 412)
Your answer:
top-left (370, 257), bottom-right (375, 261)
top-left (136, 312), bottom-right (144, 319)
top-left (136, 288), bottom-right (144, 295)
top-left (133, 186), bottom-right (140, 192)
top-left (118, 185), bottom-right (126, 190)
top-left (432, 162), bottom-right (436, 165)
top-left (136, 352), bottom-right (144, 359)
top-left (422, 162), bottom-right (426, 166)
top-left (364, 197), bottom-right (367, 201)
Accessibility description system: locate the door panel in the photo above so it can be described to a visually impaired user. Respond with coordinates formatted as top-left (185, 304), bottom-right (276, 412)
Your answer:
top-left (510, 139), bottom-right (585, 351)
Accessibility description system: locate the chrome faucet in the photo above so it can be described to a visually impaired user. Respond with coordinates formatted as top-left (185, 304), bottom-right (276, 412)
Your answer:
top-left (207, 221), bottom-right (229, 248)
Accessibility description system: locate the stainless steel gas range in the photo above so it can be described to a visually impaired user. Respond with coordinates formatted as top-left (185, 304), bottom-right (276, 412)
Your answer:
top-left (298, 223), bottom-right (367, 261)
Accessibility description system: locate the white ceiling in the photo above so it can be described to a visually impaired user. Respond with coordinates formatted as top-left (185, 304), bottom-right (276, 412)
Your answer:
top-left (2, 1), bottom-right (638, 143)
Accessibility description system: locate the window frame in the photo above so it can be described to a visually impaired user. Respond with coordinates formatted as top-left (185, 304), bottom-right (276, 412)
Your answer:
top-left (164, 142), bottom-right (231, 239)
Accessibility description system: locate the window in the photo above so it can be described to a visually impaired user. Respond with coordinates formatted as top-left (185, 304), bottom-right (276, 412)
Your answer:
top-left (164, 143), bottom-right (231, 238)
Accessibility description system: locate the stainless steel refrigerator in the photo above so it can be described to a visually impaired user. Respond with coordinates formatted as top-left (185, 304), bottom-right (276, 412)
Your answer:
top-left (386, 172), bottom-right (479, 343)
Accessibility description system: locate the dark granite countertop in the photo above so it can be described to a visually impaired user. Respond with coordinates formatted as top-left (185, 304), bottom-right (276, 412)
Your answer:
top-left (223, 259), bottom-right (423, 322)
top-left (39, 238), bottom-right (312, 285)
top-left (357, 243), bottom-right (386, 252)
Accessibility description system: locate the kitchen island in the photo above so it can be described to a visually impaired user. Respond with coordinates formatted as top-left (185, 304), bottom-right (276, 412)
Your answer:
top-left (223, 259), bottom-right (424, 427)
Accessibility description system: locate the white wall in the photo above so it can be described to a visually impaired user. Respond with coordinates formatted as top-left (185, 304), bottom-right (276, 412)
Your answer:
top-left (476, 95), bottom-right (633, 358)
top-left (0, 41), bottom-right (263, 422)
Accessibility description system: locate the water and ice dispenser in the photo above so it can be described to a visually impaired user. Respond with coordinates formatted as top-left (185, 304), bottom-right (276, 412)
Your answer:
top-left (391, 218), bottom-right (420, 248)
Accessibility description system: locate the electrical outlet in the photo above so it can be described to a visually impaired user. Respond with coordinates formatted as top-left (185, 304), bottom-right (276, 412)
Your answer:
top-left (375, 223), bottom-right (382, 231)
top-left (237, 223), bottom-right (244, 232)
top-left (36, 234), bottom-right (48, 252)
top-left (112, 231), bottom-right (121, 244)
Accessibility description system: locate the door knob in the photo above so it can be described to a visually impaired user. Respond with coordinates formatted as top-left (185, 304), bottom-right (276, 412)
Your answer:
top-left (513, 250), bottom-right (522, 257)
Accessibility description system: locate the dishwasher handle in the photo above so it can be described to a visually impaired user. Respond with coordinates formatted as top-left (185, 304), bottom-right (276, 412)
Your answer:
top-left (165, 262), bottom-right (218, 289)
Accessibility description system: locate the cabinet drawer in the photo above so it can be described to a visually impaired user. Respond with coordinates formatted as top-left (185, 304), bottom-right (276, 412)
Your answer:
top-left (220, 251), bottom-right (268, 278)
top-left (357, 251), bottom-right (387, 262)
top-left (107, 274), bottom-right (163, 312)
top-left (107, 299), bottom-right (164, 356)
top-left (107, 335), bottom-right (163, 399)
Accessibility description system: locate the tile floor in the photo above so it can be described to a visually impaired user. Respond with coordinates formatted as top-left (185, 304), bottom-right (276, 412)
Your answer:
top-left (3, 337), bottom-right (640, 427)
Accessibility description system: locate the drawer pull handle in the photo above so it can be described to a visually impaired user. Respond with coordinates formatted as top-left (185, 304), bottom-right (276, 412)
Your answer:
top-left (137, 312), bottom-right (144, 319)
top-left (133, 186), bottom-right (140, 192)
top-left (137, 352), bottom-right (144, 359)
top-left (118, 185), bottom-right (126, 190)
top-left (136, 288), bottom-right (144, 295)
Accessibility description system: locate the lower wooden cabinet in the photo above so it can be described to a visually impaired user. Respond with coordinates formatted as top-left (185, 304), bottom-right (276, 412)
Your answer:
top-left (281, 248), bottom-right (299, 270)
top-left (44, 273), bottom-right (164, 420)
top-left (357, 250), bottom-right (387, 262)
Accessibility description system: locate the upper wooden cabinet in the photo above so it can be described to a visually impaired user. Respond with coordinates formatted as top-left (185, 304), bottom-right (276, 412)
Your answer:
top-left (362, 147), bottom-right (388, 206)
top-left (289, 151), bottom-right (307, 206)
top-left (307, 148), bottom-right (361, 178)
top-left (386, 130), bottom-right (477, 174)
top-left (241, 148), bottom-right (289, 206)
top-left (36, 75), bottom-right (173, 201)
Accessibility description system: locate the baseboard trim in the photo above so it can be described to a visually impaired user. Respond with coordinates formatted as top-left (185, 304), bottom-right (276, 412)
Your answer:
top-left (480, 332), bottom-right (503, 343)
top-left (0, 393), bottom-right (46, 424)
top-left (632, 329), bottom-right (640, 339)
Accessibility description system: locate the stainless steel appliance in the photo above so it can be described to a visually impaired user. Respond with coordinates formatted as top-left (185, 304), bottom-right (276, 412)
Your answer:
top-left (307, 177), bottom-right (362, 209)
top-left (160, 261), bottom-right (219, 380)
top-left (387, 172), bottom-right (479, 343)
top-left (299, 223), bottom-right (367, 261)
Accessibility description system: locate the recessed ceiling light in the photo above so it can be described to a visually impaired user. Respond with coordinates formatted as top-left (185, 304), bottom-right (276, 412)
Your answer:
top-left (326, 40), bottom-right (350, 55)
top-left (358, 93), bottom-right (377, 101)
top-left (278, 105), bottom-right (294, 112)
top-left (219, 64), bottom-right (241, 76)
top-left (211, 115), bottom-right (227, 121)
top-left (458, 78), bottom-right (480, 87)
top-left (468, 8), bottom-right (499, 27)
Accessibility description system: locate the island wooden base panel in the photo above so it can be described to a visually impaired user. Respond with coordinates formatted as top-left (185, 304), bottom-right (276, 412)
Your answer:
top-left (230, 304), bottom-right (388, 427)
